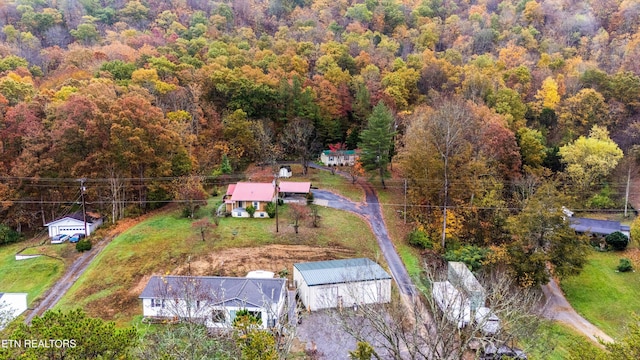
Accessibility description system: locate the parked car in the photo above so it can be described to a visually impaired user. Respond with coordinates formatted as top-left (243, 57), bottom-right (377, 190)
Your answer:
top-left (51, 234), bottom-right (70, 244)
top-left (480, 343), bottom-right (527, 360)
top-left (69, 233), bottom-right (86, 243)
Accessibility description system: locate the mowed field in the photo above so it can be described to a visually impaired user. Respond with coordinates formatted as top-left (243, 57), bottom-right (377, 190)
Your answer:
top-left (0, 237), bottom-right (77, 306)
top-left (561, 248), bottom-right (640, 339)
top-left (55, 196), bottom-right (383, 326)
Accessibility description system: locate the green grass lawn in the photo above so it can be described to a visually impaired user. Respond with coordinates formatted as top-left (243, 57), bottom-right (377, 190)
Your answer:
top-left (0, 240), bottom-right (67, 305)
top-left (524, 322), bottom-right (602, 360)
top-left (56, 197), bottom-right (381, 326)
top-left (561, 250), bottom-right (640, 339)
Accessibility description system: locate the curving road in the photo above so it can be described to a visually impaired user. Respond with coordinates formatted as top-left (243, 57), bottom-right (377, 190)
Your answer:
top-left (312, 183), bottom-right (416, 297)
top-left (311, 163), bottom-right (616, 346)
top-left (542, 278), bottom-right (614, 345)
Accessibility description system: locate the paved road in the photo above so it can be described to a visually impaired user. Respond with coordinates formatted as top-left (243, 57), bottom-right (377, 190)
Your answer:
top-left (542, 278), bottom-right (614, 345)
top-left (312, 184), bottom-right (416, 296)
top-left (24, 236), bottom-right (112, 323)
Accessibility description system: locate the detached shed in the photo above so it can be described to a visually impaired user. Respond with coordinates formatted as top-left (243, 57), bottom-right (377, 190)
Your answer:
top-left (293, 258), bottom-right (392, 311)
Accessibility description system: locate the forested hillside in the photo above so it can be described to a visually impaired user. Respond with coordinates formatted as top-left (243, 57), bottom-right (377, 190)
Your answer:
top-left (0, 0), bottom-right (638, 249)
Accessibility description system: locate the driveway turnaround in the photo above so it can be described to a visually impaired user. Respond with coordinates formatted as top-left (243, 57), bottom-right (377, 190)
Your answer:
top-left (312, 185), bottom-right (415, 296)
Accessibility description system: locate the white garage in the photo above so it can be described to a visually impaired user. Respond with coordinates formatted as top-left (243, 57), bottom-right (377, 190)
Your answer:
top-left (293, 258), bottom-right (392, 311)
top-left (44, 211), bottom-right (103, 237)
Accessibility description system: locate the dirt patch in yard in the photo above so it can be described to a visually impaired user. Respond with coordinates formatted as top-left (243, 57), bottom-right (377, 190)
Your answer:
top-left (172, 244), bottom-right (356, 278)
top-left (110, 245), bottom-right (357, 324)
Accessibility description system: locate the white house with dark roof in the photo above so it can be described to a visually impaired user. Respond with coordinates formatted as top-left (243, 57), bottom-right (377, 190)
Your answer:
top-left (44, 211), bottom-right (103, 237)
top-left (0, 292), bottom-right (28, 330)
top-left (569, 217), bottom-right (631, 238)
top-left (293, 258), bottom-right (392, 311)
top-left (139, 275), bottom-right (287, 329)
top-left (224, 182), bottom-right (276, 218)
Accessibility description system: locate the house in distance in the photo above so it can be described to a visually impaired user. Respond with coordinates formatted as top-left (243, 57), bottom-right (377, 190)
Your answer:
top-left (44, 211), bottom-right (103, 238)
top-left (320, 149), bottom-right (360, 167)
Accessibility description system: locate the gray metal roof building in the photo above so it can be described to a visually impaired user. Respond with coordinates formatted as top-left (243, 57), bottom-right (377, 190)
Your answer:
top-left (139, 275), bottom-right (286, 308)
top-left (293, 258), bottom-right (391, 286)
top-left (569, 217), bottom-right (630, 237)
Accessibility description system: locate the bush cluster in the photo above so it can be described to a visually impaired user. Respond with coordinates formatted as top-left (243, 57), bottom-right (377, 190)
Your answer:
top-left (76, 239), bottom-right (92, 252)
top-left (407, 229), bottom-right (433, 249)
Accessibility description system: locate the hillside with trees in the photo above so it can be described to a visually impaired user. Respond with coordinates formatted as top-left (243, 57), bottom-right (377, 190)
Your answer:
top-left (0, 0), bottom-right (639, 285)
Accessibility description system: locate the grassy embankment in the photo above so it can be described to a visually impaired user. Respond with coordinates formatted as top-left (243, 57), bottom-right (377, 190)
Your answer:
top-left (55, 194), bottom-right (381, 326)
top-left (307, 166), bottom-right (364, 202)
top-left (561, 249), bottom-right (640, 339)
top-left (0, 237), bottom-right (74, 305)
top-left (525, 322), bottom-right (602, 360)
top-left (376, 179), bottom-right (423, 286)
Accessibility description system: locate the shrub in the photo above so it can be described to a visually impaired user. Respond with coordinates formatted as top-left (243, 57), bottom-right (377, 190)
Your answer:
top-left (0, 224), bottom-right (21, 245)
top-left (617, 258), bottom-right (633, 272)
top-left (407, 229), bottom-right (433, 249)
top-left (606, 231), bottom-right (629, 251)
top-left (266, 202), bottom-right (276, 218)
top-left (631, 216), bottom-right (640, 244)
top-left (444, 245), bottom-right (491, 272)
top-left (76, 239), bottom-right (92, 252)
top-left (586, 186), bottom-right (617, 209)
top-left (246, 205), bottom-right (256, 218)
top-left (306, 192), bottom-right (314, 205)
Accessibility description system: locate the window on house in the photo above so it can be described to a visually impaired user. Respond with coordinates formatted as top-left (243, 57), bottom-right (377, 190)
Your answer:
top-left (151, 299), bottom-right (165, 308)
top-left (212, 310), bottom-right (226, 323)
top-left (253, 201), bottom-right (259, 208)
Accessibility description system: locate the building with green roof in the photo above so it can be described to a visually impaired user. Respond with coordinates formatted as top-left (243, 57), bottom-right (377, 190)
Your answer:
top-left (293, 258), bottom-right (392, 311)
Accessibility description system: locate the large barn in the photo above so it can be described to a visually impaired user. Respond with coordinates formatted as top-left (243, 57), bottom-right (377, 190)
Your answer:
top-left (293, 258), bottom-right (392, 311)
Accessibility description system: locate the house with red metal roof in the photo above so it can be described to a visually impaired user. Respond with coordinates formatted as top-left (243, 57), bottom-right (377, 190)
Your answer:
top-left (224, 182), bottom-right (276, 218)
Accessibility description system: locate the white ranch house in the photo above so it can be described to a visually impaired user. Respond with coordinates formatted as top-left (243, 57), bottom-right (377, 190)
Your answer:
top-left (44, 211), bottom-right (103, 237)
top-left (139, 275), bottom-right (287, 329)
top-left (293, 258), bottom-right (392, 311)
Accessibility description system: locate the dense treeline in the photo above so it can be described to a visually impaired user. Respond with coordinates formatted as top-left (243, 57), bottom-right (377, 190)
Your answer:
top-left (0, 0), bottom-right (638, 257)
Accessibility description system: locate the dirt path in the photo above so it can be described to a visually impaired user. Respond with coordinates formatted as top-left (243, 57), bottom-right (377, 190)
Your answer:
top-left (541, 278), bottom-right (614, 346)
top-left (24, 234), bottom-right (113, 323)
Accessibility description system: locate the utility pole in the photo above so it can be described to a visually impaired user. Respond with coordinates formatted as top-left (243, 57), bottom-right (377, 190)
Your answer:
top-left (80, 178), bottom-right (88, 237)
top-left (404, 178), bottom-right (407, 224)
top-left (624, 166), bottom-right (631, 218)
top-left (275, 175), bottom-right (279, 233)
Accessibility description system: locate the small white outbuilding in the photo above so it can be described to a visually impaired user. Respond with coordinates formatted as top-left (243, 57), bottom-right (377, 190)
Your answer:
top-left (293, 258), bottom-right (392, 311)
top-left (0, 292), bottom-right (28, 330)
